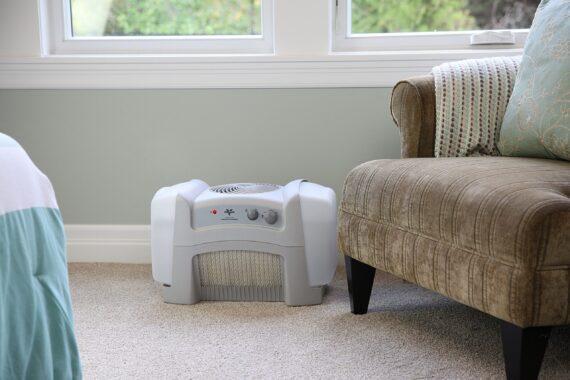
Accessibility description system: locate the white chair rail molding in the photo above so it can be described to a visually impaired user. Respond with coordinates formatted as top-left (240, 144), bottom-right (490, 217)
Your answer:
top-left (0, 0), bottom-right (529, 89)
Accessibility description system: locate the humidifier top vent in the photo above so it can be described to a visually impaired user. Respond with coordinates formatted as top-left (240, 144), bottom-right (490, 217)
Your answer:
top-left (208, 183), bottom-right (281, 194)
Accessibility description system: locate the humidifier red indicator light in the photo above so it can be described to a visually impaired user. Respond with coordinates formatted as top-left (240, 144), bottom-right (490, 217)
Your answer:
top-left (211, 209), bottom-right (217, 215)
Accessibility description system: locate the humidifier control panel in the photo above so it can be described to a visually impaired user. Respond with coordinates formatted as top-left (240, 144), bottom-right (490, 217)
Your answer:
top-left (192, 205), bottom-right (282, 229)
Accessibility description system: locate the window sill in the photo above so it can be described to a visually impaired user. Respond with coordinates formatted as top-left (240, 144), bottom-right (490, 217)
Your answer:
top-left (0, 49), bottom-right (523, 89)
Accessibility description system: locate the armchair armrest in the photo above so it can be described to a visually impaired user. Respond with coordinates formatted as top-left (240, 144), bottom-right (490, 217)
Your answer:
top-left (390, 75), bottom-right (436, 158)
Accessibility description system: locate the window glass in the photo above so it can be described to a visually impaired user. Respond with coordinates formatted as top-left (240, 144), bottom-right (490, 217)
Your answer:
top-left (70, 0), bottom-right (262, 37)
top-left (351, 0), bottom-right (540, 34)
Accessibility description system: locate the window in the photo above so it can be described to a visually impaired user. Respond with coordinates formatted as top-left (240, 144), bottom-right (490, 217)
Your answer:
top-left (44, 0), bottom-right (533, 56)
top-left (335, 0), bottom-right (538, 52)
top-left (46, 0), bottom-right (274, 54)
top-left (4, 0), bottom-right (535, 89)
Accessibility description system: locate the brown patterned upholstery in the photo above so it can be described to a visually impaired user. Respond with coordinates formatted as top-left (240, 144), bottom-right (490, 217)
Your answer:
top-left (338, 74), bottom-right (570, 328)
top-left (390, 76), bottom-right (436, 158)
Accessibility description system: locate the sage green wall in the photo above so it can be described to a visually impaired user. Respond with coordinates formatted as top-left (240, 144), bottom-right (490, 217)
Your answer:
top-left (0, 88), bottom-right (398, 224)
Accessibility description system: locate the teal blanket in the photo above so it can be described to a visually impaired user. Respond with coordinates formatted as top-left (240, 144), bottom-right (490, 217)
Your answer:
top-left (0, 134), bottom-right (81, 379)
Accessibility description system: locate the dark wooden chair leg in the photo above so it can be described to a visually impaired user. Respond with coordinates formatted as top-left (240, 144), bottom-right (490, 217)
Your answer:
top-left (500, 321), bottom-right (552, 380)
top-left (345, 256), bottom-right (376, 314)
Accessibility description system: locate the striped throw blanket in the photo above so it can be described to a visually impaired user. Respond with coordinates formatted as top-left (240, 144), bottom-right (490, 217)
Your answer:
top-left (432, 56), bottom-right (522, 157)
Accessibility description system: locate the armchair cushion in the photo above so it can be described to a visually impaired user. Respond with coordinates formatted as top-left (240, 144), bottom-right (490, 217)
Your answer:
top-left (498, 0), bottom-right (570, 161)
top-left (338, 157), bottom-right (570, 327)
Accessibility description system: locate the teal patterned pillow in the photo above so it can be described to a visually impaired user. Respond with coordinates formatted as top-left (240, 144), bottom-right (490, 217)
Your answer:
top-left (498, 0), bottom-right (570, 161)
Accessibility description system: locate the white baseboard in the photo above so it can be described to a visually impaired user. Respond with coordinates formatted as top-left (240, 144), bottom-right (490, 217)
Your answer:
top-left (65, 224), bottom-right (151, 263)
top-left (64, 224), bottom-right (345, 265)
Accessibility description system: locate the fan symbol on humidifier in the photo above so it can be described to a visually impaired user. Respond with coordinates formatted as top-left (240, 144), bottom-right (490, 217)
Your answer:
top-left (224, 208), bottom-right (235, 216)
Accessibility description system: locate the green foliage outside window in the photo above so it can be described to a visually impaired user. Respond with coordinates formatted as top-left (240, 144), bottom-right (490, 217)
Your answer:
top-left (351, 0), bottom-right (540, 33)
top-left (71, 0), bottom-right (261, 36)
top-left (352, 0), bottom-right (476, 33)
top-left (70, 0), bottom-right (539, 37)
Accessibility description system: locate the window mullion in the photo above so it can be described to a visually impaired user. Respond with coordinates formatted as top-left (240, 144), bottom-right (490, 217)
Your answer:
top-left (346, 0), bottom-right (352, 36)
top-left (274, 0), bottom-right (331, 56)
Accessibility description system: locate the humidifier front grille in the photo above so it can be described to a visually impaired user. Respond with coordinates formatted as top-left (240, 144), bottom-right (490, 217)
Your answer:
top-left (194, 250), bottom-right (284, 301)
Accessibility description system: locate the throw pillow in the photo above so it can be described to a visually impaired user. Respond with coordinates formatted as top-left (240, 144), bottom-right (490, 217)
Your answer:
top-left (498, 0), bottom-right (570, 161)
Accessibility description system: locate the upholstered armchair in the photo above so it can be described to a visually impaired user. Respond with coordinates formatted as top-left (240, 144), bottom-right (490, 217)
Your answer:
top-left (338, 74), bottom-right (570, 380)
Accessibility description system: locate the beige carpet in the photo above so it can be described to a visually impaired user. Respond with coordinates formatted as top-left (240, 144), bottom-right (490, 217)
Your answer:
top-left (68, 264), bottom-right (569, 379)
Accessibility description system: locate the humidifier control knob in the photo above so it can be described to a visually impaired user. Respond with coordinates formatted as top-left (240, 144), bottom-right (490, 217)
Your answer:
top-left (246, 208), bottom-right (259, 221)
top-left (262, 210), bottom-right (278, 225)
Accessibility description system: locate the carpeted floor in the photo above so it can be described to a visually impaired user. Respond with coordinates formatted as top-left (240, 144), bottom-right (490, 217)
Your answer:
top-left (68, 263), bottom-right (569, 379)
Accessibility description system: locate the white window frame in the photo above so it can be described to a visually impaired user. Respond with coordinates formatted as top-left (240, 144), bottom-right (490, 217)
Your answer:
top-left (45, 0), bottom-right (274, 55)
top-left (333, 0), bottom-right (530, 52)
top-left (1, 0), bottom-right (533, 89)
